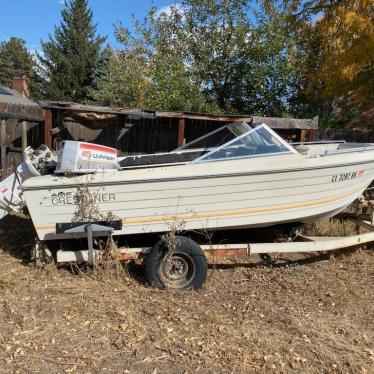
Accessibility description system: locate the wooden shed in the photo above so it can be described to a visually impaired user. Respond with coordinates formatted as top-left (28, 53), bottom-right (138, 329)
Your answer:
top-left (0, 87), bottom-right (44, 178)
top-left (40, 101), bottom-right (319, 155)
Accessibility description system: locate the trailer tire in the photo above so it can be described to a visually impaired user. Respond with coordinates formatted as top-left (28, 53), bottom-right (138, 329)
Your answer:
top-left (145, 236), bottom-right (207, 290)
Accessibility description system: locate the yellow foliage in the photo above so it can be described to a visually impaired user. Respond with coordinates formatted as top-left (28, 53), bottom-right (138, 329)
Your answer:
top-left (309, 0), bottom-right (374, 99)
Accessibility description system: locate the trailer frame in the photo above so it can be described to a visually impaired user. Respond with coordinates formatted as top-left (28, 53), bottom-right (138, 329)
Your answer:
top-left (54, 212), bottom-right (374, 265)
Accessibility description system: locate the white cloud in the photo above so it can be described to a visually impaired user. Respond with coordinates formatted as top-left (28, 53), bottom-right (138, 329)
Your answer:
top-left (28, 45), bottom-right (45, 62)
top-left (156, 3), bottom-right (183, 17)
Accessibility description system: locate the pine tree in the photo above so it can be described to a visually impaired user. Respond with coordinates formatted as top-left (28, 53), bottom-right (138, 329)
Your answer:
top-left (40, 0), bottom-right (106, 102)
top-left (0, 37), bottom-right (35, 87)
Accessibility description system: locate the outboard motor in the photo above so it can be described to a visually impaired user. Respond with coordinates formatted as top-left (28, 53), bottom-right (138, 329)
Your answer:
top-left (0, 145), bottom-right (57, 219)
top-left (0, 141), bottom-right (118, 220)
top-left (55, 141), bottom-right (118, 174)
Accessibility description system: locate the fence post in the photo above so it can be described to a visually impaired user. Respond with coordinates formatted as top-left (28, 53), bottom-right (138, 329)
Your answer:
top-left (44, 109), bottom-right (52, 148)
top-left (178, 118), bottom-right (185, 147)
top-left (1, 119), bottom-right (7, 180)
top-left (308, 129), bottom-right (318, 141)
top-left (21, 121), bottom-right (27, 153)
top-left (300, 129), bottom-right (307, 143)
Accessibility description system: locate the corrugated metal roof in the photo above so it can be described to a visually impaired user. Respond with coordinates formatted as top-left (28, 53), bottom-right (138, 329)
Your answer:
top-left (0, 86), bottom-right (39, 107)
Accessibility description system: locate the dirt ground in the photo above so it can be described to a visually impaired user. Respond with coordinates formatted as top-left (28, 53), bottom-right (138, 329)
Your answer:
top-left (0, 216), bottom-right (373, 373)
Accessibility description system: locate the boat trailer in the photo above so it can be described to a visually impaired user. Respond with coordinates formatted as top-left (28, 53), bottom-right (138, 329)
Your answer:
top-left (29, 207), bottom-right (374, 289)
top-left (21, 183), bottom-right (373, 291)
top-left (53, 210), bottom-right (374, 265)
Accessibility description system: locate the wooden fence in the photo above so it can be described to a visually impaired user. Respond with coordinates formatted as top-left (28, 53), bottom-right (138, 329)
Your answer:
top-left (42, 102), bottom-right (319, 155)
top-left (55, 116), bottom-right (239, 154)
top-left (0, 110), bottom-right (44, 179)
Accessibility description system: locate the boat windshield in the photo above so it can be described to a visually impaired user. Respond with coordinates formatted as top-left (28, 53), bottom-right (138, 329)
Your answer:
top-left (173, 122), bottom-right (251, 152)
top-left (119, 123), bottom-right (296, 168)
top-left (193, 123), bottom-right (296, 163)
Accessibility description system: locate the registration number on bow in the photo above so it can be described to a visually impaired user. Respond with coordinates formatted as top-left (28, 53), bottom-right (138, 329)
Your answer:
top-left (332, 170), bottom-right (364, 183)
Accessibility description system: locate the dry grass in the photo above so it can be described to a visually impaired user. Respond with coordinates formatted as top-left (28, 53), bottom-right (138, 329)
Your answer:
top-left (0, 216), bottom-right (373, 373)
top-left (304, 218), bottom-right (359, 237)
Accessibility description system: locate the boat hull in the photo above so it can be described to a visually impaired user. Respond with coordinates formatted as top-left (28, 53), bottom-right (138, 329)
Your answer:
top-left (22, 152), bottom-right (374, 240)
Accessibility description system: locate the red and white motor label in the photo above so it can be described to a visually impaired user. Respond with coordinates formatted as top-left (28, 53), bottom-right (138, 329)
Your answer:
top-left (79, 143), bottom-right (117, 162)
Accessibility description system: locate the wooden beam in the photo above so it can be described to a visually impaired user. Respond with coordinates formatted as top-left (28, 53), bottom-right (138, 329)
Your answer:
top-left (56, 109), bottom-right (64, 127)
top-left (308, 129), bottom-right (318, 141)
top-left (1, 119), bottom-right (7, 180)
top-left (300, 129), bottom-right (307, 142)
top-left (0, 111), bottom-right (44, 122)
top-left (39, 101), bottom-right (319, 129)
top-left (39, 101), bottom-right (147, 116)
top-left (21, 121), bottom-right (27, 152)
top-left (178, 118), bottom-right (185, 147)
top-left (155, 111), bottom-right (252, 122)
top-left (252, 116), bottom-right (319, 130)
top-left (39, 101), bottom-right (253, 123)
top-left (44, 109), bottom-right (52, 148)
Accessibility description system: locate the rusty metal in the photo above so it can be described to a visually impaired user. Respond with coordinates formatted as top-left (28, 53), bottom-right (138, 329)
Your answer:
top-left (203, 247), bottom-right (248, 258)
top-left (115, 245), bottom-right (250, 262)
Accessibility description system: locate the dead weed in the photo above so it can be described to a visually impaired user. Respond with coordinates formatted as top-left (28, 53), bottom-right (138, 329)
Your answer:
top-left (0, 218), bottom-right (373, 373)
top-left (304, 218), bottom-right (358, 237)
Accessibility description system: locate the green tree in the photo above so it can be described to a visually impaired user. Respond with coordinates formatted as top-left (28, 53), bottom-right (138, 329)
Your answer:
top-left (94, 0), bottom-right (302, 115)
top-left (91, 50), bottom-right (146, 108)
top-left (94, 5), bottom-right (214, 111)
top-left (39, 0), bottom-right (106, 102)
top-left (287, 25), bottom-right (325, 117)
top-left (248, 4), bottom-right (300, 116)
top-left (0, 37), bottom-right (37, 91)
top-left (172, 0), bottom-right (300, 115)
top-left (96, 1), bottom-right (251, 112)
top-left (180, 0), bottom-right (257, 112)
top-left (91, 45), bottom-right (113, 90)
top-left (134, 5), bottom-right (214, 111)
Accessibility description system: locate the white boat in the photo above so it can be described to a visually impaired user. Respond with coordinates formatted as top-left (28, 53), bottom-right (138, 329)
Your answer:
top-left (19, 122), bottom-right (374, 241)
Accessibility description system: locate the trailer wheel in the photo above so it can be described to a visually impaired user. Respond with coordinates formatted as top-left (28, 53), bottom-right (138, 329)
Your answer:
top-left (145, 236), bottom-right (207, 290)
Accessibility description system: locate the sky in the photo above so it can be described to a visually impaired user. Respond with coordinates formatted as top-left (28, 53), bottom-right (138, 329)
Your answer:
top-left (0, 0), bottom-right (174, 53)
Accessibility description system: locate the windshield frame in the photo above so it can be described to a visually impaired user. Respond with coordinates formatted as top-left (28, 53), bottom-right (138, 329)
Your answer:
top-left (172, 122), bottom-right (252, 153)
top-left (191, 123), bottom-right (297, 163)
